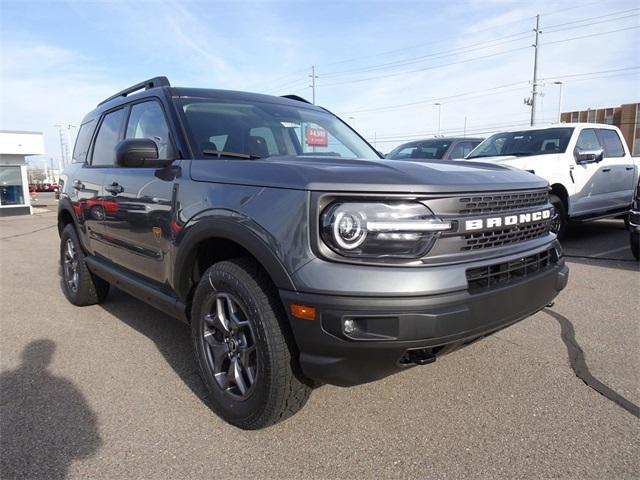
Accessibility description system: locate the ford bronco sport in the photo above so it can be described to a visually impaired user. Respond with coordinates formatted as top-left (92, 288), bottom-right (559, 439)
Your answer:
top-left (58, 77), bottom-right (569, 429)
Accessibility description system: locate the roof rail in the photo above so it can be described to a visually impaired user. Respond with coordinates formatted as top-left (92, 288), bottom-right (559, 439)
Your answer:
top-left (281, 94), bottom-right (311, 104)
top-left (98, 76), bottom-right (171, 106)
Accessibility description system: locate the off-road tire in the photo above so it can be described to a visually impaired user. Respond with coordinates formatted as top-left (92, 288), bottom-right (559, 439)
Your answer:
top-left (631, 231), bottom-right (639, 261)
top-left (60, 224), bottom-right (110, 306)
top-left (191, 258), bottom-right (311, 429)
top-left (550, 194), bottom-right (567, 240)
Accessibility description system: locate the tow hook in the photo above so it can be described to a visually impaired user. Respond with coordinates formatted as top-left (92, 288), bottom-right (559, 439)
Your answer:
top-left (407, 348), bottom-right (436, 366)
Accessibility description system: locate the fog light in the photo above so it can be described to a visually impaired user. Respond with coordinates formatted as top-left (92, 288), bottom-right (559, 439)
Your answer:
top-left (343, 319), bottom-right (356, 334)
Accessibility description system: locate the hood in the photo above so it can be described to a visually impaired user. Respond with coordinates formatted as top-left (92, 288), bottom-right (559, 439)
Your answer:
top-left (189, 156), bottom-right (549, 193)
top-left (466, 153), bottom-right (560, 171)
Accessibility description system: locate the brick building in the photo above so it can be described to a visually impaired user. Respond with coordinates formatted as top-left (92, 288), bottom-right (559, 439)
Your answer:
top-left (560, 102), bottom-right (640, 156)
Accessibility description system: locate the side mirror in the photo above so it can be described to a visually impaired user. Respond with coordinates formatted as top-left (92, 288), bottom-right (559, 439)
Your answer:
top-left (575, 148), bottom-right (604, 164)
top-left (115, 139), bottom-right (169, 167)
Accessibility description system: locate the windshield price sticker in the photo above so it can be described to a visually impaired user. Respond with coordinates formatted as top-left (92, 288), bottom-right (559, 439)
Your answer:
top-left (306, 127), bottom-right (328, 147)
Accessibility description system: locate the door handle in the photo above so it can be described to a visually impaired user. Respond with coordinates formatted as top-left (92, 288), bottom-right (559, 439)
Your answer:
top-left (72, 180), bottom-right (85, 190)
top-left (602, 168), bottom-right (611, 172)
top-left (105, 182), bottom-right (124, 195)
top-left (626, 166), bottom-right (635, 171)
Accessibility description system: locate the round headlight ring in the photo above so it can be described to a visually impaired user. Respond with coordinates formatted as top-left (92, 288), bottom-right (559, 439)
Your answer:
top-left (332, 211), bottom-right (367, 250)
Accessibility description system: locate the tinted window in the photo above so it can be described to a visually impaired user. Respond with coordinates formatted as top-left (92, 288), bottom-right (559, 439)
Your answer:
top-left (92, 109), bottom-right (125, 166)
top-left (387, 140), bottom-right (451, 160)
top-left (72, 120), bottom-right (96, 163)
top-left (575, 129), bottom-right (601, 151)
top-left (468, 128), bottom-right (573, 158)
top-left (448, 141), bottom-right (480, 159)
top-left (597, 129), bottom-right (625, 157)
top-left (126, 101), bottom-right (175, 159)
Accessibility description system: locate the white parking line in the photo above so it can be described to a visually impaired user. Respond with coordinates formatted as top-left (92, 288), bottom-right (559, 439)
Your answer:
top-left (594, 246), bottom-right (630, 257)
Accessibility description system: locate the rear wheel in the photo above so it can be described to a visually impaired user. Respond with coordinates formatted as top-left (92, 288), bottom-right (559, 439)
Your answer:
top-left (191, 258), bottom-right (311, 429)
top-left (549, 194), bottom-right (567, 240)
top-left (60, 224), bottom-right (109, 306)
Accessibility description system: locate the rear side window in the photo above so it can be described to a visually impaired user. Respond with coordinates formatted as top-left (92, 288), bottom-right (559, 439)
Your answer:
top-left (72, 120), bottom-right (96, 163)
top-left (126, 101), bottom-right (175, 160)
top-left (597, 129), bottom-right (625, 157)
top-left (92, 109), bottom-right (125, 166)
top-left (575, 129), bottom-right (601, 151)
top-left (449, 141), bottom-right (480, 159)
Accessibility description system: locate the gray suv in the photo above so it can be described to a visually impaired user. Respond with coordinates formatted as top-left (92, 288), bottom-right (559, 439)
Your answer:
top-left (58, 77), bottom-right (569, 429)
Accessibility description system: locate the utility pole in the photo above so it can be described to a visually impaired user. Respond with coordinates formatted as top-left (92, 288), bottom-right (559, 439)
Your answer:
top-left (463, 116), bottom-right (467, 137)
top-left (56, 127), bottom-right (66, 169)
top-left (309, 65), bottom-right (318, 104)
top-left (553, 81), bottom-right (564, 123)
top-left (434, 103), bottom-right (442, 137)
top-left (530, 14), bottom-right (541, 126)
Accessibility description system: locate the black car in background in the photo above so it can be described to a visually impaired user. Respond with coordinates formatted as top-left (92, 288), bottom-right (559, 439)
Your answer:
top-left (386, 137), bottom-right (483, 161)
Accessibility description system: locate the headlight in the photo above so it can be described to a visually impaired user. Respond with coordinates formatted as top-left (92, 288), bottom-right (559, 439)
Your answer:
top-left (320, 202), bottom-right (451, 259)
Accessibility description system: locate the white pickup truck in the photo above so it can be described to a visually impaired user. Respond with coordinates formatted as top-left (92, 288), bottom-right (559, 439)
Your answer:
top-left (465, 123), bottom-right (638, 238)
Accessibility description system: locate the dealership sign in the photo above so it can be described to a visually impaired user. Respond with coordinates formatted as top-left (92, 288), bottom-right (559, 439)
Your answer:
top-left (306, 127), bottom-right (328, 147)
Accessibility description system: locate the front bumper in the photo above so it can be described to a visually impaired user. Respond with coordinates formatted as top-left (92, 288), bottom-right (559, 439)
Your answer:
top-left (281, 255), bottom-right (568, 387)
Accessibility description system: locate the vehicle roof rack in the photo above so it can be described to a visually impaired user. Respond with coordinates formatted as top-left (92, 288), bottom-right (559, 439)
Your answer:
top-left (281, 94), bottom-right (311, 104)
top-left (98, 76), bottom-right (171, 106)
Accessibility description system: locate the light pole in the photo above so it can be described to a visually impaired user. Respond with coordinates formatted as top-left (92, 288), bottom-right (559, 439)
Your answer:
top-left (553, 81), bottom-right (564, 123)
top-left (54, 123), bottom-right (78, 168)
top-left (434, 103), bottom-right (442, 137)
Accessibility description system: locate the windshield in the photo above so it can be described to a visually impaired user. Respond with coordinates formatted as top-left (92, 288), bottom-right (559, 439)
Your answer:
top-left (178, 99), bottom-right (379, 160)
top-left (386, 139), bottom-right (452, 160)
top-left (467, 127), bottom-right (574, 158)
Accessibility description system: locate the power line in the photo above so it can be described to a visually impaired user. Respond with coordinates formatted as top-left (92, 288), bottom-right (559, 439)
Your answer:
top-left (320, 46), bottom-right (529, 87)
top-left (320, 30), bottom-right (531, 78)
top-left (340, 67), bottom-right (638, 116)
top-left (544, 25), bottom-right (639, 45)
top-left (544, 7), bottom-right (640, 30)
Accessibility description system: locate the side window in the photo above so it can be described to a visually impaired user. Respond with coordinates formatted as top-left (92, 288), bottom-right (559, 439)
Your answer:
top-left (575, 129), bottom-right (601, 151)
top-left (72, 120), bottom-right (96, 163)
top-left (249, 127), bottom-right (279, 156)
top-left (597, 129), bottom-right (625, 157)
top-left (449, 142), bottom-right (477, 159)
top-left (92, 109), bottom-right (125, 166)
top-left (126, 101), bottom-right (175, 160)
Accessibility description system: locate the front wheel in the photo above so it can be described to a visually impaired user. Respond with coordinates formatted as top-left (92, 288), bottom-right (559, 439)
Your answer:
top-left (191, 258), bottom-right (311, 429)
top-left (631, 231), bottom-right (639, 261)
top-left (60, 224), bottom-right (109, 305)
top-left (549, 194), bottom-right (568, 240)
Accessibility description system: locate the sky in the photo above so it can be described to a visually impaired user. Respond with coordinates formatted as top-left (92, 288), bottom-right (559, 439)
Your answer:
top-left (0, 0), bottom-right (638, 168)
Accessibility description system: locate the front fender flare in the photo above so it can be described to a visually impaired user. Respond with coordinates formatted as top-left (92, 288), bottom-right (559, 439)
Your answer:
top-left (172, 213), bottom-right (297, 302)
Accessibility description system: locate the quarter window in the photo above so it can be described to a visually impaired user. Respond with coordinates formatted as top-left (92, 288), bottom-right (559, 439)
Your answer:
top-left (92, 109), bottom-right (125, 166)
top-left (72, 120), bottom-right (96, 163)
top-left (597, 129), bottom-right (625, 157)
top-left (126, 101), bottom-right (175, 160)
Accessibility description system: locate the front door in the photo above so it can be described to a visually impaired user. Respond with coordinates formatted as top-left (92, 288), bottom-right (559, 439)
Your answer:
top-left (101, 100), bottom-right (178, 284)
top-left (569, 128), bottom-right (605, 216)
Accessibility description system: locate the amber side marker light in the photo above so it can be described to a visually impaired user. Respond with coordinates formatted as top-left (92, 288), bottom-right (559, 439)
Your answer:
top-left (291, 304), bottom-right (316, 320)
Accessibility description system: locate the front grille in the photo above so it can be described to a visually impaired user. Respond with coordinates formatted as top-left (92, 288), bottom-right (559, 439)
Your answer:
top-left (462, 222), bottom-right (549, 251)
top-left (458, 190), bottom-right (548, 215)
top-left (466, 249), bottom-right (556, 292)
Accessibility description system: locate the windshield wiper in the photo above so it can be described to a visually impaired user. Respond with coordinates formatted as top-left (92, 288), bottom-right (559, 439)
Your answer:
top-left (202, 149), bottom-right (261, 160)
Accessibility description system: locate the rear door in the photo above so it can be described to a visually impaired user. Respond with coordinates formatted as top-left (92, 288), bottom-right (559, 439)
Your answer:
top-left (595, 128), bottom-right (636, 209)
top-left (100, 99), bottom-right (178, 284)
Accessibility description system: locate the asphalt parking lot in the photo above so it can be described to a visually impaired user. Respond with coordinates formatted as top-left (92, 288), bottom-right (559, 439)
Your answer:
top-left (1, 208), bottom-right (638, 479)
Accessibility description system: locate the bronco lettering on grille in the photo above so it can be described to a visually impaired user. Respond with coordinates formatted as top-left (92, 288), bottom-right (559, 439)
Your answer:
top-left (464, 209), bottom-right (552, 231)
